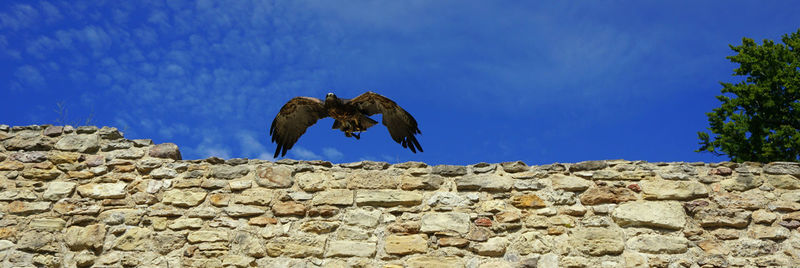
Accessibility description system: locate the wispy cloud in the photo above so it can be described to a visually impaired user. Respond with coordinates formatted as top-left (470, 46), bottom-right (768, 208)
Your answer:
top-left (291, 147), bottom-right (321, 160)
top-left (190, 134), bottom-right (232, 159)
top-left (196, 146), bottom-right (231, 159)
top-left (39, 2), bottom-right (62, 23)
top-left (322, 147), bottom-right (343, 160)
top-left (235, 130), bottom-right (274, 160)
top-left (0, 4), bottom-right (39, 31)
top-left (1, 0), bottom-right (341, 159)
top-left (13, 65), bottom-right (45, 89)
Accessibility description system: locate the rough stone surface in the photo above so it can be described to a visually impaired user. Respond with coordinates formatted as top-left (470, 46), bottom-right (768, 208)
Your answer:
top-left (764, 162), bottom-right (800, 176)
top-left (271, 201), bottom-right (305, 216)
top-left (473, 237), bottom-right (508, 256)
top-left (4, 131), bottom-right (51, 151)
top-left (455, 174), bottom-right (512, 191)
top-left (407, 256), bottom-right (464, 268)
top-left (427, 192), bottom-right (470, 208)
top-left (325, 241), bottom-right (376, 257)
top-left (162, 189), bottom-right (207, 207)
top-left (612, 201), bottom-right (686, 230)
top-left (570, 227), bottom-right (625, 256)
top-left (114, 227), bottom-right (153, 250)
top-left (570, 160), bottom-right (608, 171)
top-left (766, 174), bottom-right (800, 189)
top-left (148, 143), bottom-right (181, 160)
top-left (347, 171), bottom-right (400, 189)
top-left (233, 188), bottom-right (273, 206)
top-left (551, 174), bottom-right (592, 191)
top-left (64, 224), bottom-right (106, 250)
top-left (500, 161), bottom-right (528, 173)
top-left (9, 151), bottom-right (47, 163)
top-left (29, 218), bottom-right (66, 231)
top-left (431, 165), bottom-right (467, 176)
top-left (265, 236), bottom-right (325, 258)
top-left (188, 229), bottom-right (229, 243)
top-left (694, 208), bottom-right (751, 228)
top-left (77, 183), bottom-right (127, 199)
top-left (627, 235), bottom-right (688, 254)
top-left (343, 208), bottom-right (381, 228)
top-left (580, 186), bottom-right (637, 205)
top-left (5, 201), bottom-right (51, 215)
top-left (721, 173), bottom-right (763, 191)
top-left (55, 134), bottom-right (100, 153)
top-left (212, 165), bottom-right (250, 179)
top-left (225, 205), bottom-right (266, 217)
top-left (511, 194), bottom-right (547, 208)
top-left (385, 234), bottom-right (428, 255)
top-left (255, 165), bottom-right (293, 188)
top-left (421, 212), bottom-right (470, 234)
top-left (641, 180), bottom-right (708, 200)
top-left (0, 125), bottom-right (797, 268)
top-left (43, 181), bottom-right (76, 200)
top-left (312, 189), bottom-right (353, 206)
top-left (355, 190), bottom-right (422, 206)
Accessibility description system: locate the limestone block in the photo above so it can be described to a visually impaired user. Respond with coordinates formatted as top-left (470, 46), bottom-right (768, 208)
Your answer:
top-left (385, 234), bottom-right (428, 255)
top-left (77, 183), bottom-right (127, 199)
top-left (161, 189), bottom-right (206, 207)
top-left (355, 190), bottom-right (422, 207)
top-left (455, 174), bottom-right (512, 191)
top-left (43, 181), bottom-right (76, 200)
top-left (55, 134), bottom-right (99, 153)
top-left (551, 174), bottom-right (592, 191)
top-left (569, 227), bottom-right (625, 256)
top-left (420, 212), bottom-right (470, 234)
top-left (324, 240), bottom-right (376, 257)
top-left (641, 180), bottom-right (708, 200)
top-left (627, 234), bottom-right (688, 254)
top-left (612, 201), bottom-right (686, 230)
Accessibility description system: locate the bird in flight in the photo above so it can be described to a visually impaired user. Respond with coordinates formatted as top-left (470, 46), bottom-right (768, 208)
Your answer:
top-left (269, 91), bottom-right (423, 158)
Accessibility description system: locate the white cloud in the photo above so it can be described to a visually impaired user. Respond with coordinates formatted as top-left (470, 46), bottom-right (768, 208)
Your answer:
top-left (235, 131), bottom-right (272, 159)
top-left (113, 117), bottom-right (130, 132)
top-left (291, 147), bottom-right (321, 160)
top-left (158, 123), bottom-right (190, 139)
top-left (322, 147), bottom-right (344, 160)
top-left (358, 155), bottom-right (377, 162)
top-left (14, 65), bottom-right (45, 89)
top-left (381, 154), bottom-right (397, 162)
top-left (147, 10), bottom-right (168, 26)
top-left (188, 133), bottom-right (233, 160)
top-left (257, 152), bottom-right (278, 161)
top-left (26, 36), bottom-right (57, 59)
top-left (81, 26), bottom-right (112, 55)
top-left (0, 4), bottom-right (39, 30)
top-left (40, 1), bottom-right (63, 23)
top-left (196, 146), bottom-right (231, 159)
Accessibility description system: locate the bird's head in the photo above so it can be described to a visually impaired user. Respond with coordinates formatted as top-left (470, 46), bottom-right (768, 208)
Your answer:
top-left (325, 92), bottom-right (337, 102)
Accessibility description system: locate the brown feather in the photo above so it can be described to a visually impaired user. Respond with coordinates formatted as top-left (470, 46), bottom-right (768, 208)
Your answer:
top-left (269, 97), bottom-right (328, 158)
top-left (348, 92), bottom-right (423, 153)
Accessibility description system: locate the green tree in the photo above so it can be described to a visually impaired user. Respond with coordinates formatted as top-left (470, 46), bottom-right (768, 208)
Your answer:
top-left (697, 29), bottom-right (800, 162)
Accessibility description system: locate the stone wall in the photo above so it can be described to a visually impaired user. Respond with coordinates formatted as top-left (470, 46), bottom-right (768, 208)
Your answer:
top-left (0, 124), bottom-right (799, 267)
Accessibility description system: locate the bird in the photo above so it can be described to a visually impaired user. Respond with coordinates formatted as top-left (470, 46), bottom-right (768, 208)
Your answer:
top-left (269, 91), bottom-right (423, 158)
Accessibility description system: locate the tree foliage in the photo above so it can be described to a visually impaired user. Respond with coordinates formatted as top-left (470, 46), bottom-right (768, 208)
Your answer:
top-left (697, 29), bottom-right (800, 162)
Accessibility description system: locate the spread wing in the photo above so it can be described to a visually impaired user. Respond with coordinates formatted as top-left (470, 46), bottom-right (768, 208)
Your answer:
top-left (348, 91), bottom-right (423, 153)
top-left (269, 97), bottom-right (328, 158)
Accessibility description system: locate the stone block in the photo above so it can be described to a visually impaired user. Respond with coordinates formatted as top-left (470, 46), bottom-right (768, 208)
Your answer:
top-left (421, 212), bottom-right (470, 234)
top-left (612, 201), bottom-right (686, 230)
top-left (385, 234), bottom-right (428, 255)
top-left (355, 190), bottom-right (422, 206)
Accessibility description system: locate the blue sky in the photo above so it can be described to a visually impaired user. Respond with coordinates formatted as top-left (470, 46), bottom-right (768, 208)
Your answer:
top-left (2, 1), bottom-right (799, 165)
